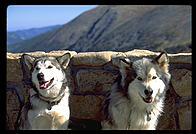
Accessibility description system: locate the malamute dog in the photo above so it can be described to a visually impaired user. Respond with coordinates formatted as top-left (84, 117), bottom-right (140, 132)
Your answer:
top-left (17, 53), bottom-right (71, 130)
top-left (101, 52), bottom-right (171, 130)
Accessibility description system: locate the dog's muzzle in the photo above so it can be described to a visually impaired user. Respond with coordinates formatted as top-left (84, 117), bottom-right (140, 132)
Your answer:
top-left (140, 89), bottom-right (153, 103)
top-left (37, 73), bottom-right (54, 89)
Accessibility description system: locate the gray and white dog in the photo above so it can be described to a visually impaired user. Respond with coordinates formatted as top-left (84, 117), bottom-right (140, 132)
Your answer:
top-left (17, 53), bottom-right (71, 130)
top-left (101, 52), bottom-right (171, 130)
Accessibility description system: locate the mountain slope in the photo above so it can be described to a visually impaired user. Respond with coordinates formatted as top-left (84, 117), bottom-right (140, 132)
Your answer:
top-left (8, 5), bottom-right (191, 53)
top-left (7, 33), bottom-right (24, 45)
top-left (88, 5), bottom-right (192, 53)
top-left (7, 25), bottom-right (61, 45)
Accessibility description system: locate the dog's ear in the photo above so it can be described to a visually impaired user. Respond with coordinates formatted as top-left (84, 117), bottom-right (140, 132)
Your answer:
top-left (21, 54), bottom-right (36, 70)
top-left (119, 58), bottom-right (132, 75)
top-left (119, 58), bottom-right (136, 88)
top-left (120, 58), bottom-right (131, 68)
top-left (153, 52), bottom-right (169, 73)
top-left (57, 53), bottom-right (71, 69)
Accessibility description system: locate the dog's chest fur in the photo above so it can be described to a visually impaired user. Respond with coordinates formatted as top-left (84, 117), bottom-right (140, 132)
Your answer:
top-left (126, 101), bottom-right (163, 130)
top-left (107, 90), bottom-right (163, 130)
top-left (27, 87), bottom-right (70, 130)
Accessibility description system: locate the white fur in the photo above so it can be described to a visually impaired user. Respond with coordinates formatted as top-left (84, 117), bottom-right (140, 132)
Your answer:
top-left (27, 87), bottom-right (70, 130)
top-left (102, 53), bottom-right (171, 130)
top-left (19, 53), bottom-right (71, 130)
top-left (32, 60), bottom-right (66, 98)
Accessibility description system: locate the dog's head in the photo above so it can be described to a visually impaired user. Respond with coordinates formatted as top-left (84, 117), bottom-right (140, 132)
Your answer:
top-left (119, 52), bottom-right (171, 104)
top-left (22, 53), bottom-right (71, 97)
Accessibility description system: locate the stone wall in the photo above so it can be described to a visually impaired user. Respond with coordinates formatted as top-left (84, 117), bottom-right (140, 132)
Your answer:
top-left (6, 49), bottom-right (192, 130)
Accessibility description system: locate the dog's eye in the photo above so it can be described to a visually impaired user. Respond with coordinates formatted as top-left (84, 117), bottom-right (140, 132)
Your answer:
top-left (36, 67), bottom-right (40, 70)
top-left (137, 77), bottom-right (143, 81)
top-left (47, 65), bottom-right (53, 69)
top-left (152, 76), bottom-right (157, 79)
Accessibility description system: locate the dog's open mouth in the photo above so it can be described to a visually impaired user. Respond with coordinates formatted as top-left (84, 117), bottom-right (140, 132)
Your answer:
top-left (139, 94), bottom-right (153, 103)
top-left (142, 96), bottom-right (153, 103)
top-left (39, 78), bottom-right (54, 89)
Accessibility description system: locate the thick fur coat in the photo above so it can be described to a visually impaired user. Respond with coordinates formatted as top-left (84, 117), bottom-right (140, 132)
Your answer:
top-left (16, 53), bottom-right (71, 130)
top-left (101, 52), bottom-right (171, 130)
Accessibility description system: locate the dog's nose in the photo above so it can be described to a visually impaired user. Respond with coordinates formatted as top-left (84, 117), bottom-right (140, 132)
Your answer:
top-left (144, 89), bottom-right (153, 96)
top-left (37, 73), bottom-right (44, 81)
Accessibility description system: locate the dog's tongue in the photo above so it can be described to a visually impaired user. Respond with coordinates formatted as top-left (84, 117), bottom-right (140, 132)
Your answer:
top-left (40, 81), bottom-right (50, 88)
top-left (144, 97), bottom-right (152, 102)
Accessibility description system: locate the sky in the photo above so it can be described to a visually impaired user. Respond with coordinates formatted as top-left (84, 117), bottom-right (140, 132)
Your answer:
top-left (7, 5), bottom-right (98, 32)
